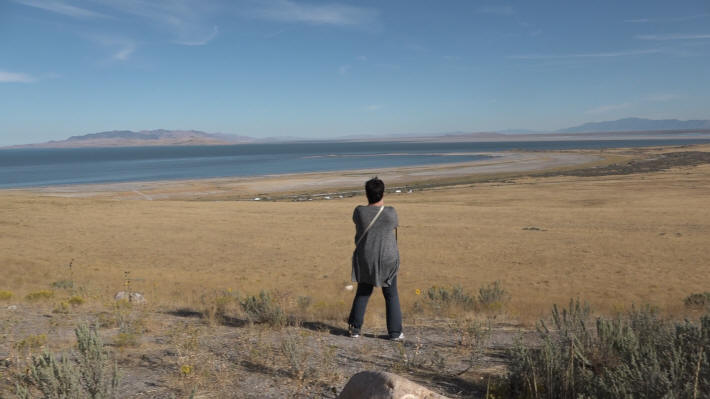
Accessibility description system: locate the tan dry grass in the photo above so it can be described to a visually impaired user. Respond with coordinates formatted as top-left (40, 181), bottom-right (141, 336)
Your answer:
top-left (1, 149), bottom-right (709, 323)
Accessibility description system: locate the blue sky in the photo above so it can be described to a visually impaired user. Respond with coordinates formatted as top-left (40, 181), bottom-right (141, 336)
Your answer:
top-left (1, 0), bottom-right (709, 145)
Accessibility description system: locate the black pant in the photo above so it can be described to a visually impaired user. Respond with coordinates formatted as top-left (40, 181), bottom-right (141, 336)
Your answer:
top-left (348, 275), bottom-right (402, 338)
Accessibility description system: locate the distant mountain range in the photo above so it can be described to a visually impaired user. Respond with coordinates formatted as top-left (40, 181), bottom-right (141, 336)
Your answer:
top-left (11, 130), bottom-right (256, 148)
top-left (556, 118), bottom-right (710, 133)
top-left (6, 118), bottom-right (710, 148)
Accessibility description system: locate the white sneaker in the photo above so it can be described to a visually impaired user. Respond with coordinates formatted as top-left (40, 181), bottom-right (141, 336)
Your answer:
top-left (348, 326), bottom-right (361, 338)
top-left (390, 332), bottom-right (405, 341)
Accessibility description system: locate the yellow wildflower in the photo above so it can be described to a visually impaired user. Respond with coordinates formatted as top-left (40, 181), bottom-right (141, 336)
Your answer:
top-left (415, 289), bottom-right (421, 295)
top-left (180, 364), bottom-right (192, 376)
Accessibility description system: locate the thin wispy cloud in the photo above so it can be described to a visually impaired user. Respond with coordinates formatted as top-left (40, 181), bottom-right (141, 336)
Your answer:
top-left (89, 35), bottom-right (136, 61)
top-left (93, 0), bottom-right (220, 46)
top-left (645, 93), bottom-right (681, 102)
top-left (585, 102), bottom-right (632, 115)
top-left (509, 49), bottom-right (660, 60)
top-left (13, 0), bottom-right (106, 19)
top-left (264, 28), bottom-right (290, 39)
top-left (365, 104), bottom-right (383, 111)
top-left (635, 33), bottom-right (710, 41)
top-left (624, 13), bottom-right (710, 23)
top-left (405, 43), bottom-right (428, 52)
top-left (356, 55), bottom-right (368, 61)
top-left (585, 93), bottom-right (679, 114)
top-left (246, 0), bottom-right (379, 28)
top-left (175, 26), bottom-right (219, 46)
top-left (477, 5), bottom-right (514, 16)
top-left (338, 65), bottom-right (351, 75)
top-left (0, 70), bottom-right (36, 83)
top-left (624, 18), bottom-right (650, 23)
top-left (112, 44), bottom-right (135, 61)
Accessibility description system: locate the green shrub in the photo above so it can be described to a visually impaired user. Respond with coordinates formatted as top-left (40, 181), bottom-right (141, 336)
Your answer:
top-left (240, 291), bottom-right (286, 327)
top-left (297, 296), bottom-right (312, 312)
top-left (68, 296), bottom-right (85, 307)
top-left (200, 290), bottom-right (238, 325)
top-left (53, 301), bottom-right (70, 314)
top-left (684, 292), bottom-right (710, 309)
top-left (16, 351), bottom-right (81, 398)
top-left (114, 332), bottom-right (139, 348)
top-left (507, 299), bottom-right (710, 398)
top-left (280, 333), bottom-right (310, 380)
top-left (424, 285), bottom-right (476, 311)
top-left (477, 280), bottom-right (511, 311)
top-left (0, 290), bottom-right (13, 301)
top-left (16, 324), bottom-right (118, 398)
top-left (51, 280), bottom-right (74, 290)
top-left (75, 323), bottom-right (120, 398)
top-left (14, 334), bottom-right (48, 353)
top-left (25, 290), bottom-right (54, 301)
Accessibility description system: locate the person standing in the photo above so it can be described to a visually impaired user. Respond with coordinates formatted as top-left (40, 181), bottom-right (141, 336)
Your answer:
top-left (348, 177), bottom-right (403, 341)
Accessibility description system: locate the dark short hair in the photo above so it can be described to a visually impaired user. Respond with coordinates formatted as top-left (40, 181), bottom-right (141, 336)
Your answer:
top-left (365, 177), bottom-right (385, 204)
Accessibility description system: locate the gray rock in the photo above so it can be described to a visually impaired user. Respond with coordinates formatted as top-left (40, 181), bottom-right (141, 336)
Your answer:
top-left (337, 371), bottom-right (449, 399)
top-left (114, 291), bottom-right (147, 304)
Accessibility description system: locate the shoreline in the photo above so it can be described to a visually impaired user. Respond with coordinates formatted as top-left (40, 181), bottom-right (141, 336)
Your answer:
top-left (6, 143), bottom-right (710, 201)
top-left (7, 150), bottom-right (601, 200)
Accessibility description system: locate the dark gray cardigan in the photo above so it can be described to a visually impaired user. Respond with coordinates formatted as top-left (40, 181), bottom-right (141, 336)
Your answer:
top-left (351, 205), bottom-right (400, 287)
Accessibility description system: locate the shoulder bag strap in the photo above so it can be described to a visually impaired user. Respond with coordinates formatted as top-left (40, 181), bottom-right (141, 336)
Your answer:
top-left (354, 206), bottom-right (384, 248)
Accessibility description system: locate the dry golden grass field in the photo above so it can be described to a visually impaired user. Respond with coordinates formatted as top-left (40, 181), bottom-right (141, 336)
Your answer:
top-left (2, 145), bottom-right (709, 319)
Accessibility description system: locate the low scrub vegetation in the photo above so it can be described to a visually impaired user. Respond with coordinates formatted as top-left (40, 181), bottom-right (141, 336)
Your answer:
top-left (68, 295), bottom-right (85, 307)
top-left (14, 334), bottom-right (48, 355)
top-left (477, 280), bottom-right (511, 311)
top-left (200, 289), bottom-right (239, 325)
top-left (685, 292), bottom-right (710, 309)
top-left (507, 299), bottom-right (710, 398)
top-left (240, 290), bottom-right (286, 327)
top-left (51, 279), bottom-right (74, 290)
top-left (25, 290), bottom-right (54, 301)
top-left (413, 281), bottom-right (511, 315)
top-left (0, 290), bottom-right (13, 301)
top-left (16, 324), bottom-right (119, 398)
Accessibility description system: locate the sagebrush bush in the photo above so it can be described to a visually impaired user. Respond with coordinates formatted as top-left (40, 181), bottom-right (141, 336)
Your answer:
top-left (75, 323), bottom-right (119, 398)
top-left (14, 334), bottom-right (48, 354)
top-left (424, 285), bottom-right (476, 311)
top-left (68, 295), bottom-right (85, 307)
top-left (477, 280), bottom-right (511, 311)
top-left (507, 299), bottom-right (710, 399)
top-left (414, 282), bottom-right (511, 314)
top-left (16, 324), bottom-right (118, 399)
top-left (25, 290), bottom-right (54, 301)
top-left (297, 296), bottom-right (312, 312)
top-left (280, 333), bottom-right (310, 380)
top-left (200, 290), bottom-right (238, 325)
top-left (51, 279), bottom-right (74, 290)
top-left (685, 292), bottom-right (710, 309)
top-left (0, 290), bottom-right (13, 300)
top-left (16, 351), bottom-right (81, 399)
top-left (53, 301), bottom-right (71, 314)
top-left (241, 291), bottom-right (286, 327)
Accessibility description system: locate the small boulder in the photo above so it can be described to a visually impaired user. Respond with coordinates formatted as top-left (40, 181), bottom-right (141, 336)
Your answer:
top-left (114, 291), bottom-right (147, 304)
top-left (337, 371), bottom-right (449, 399)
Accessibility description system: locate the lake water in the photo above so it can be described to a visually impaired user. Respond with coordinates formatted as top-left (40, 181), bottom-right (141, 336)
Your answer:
top-left (1, 138), bottom-right (709, 188)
